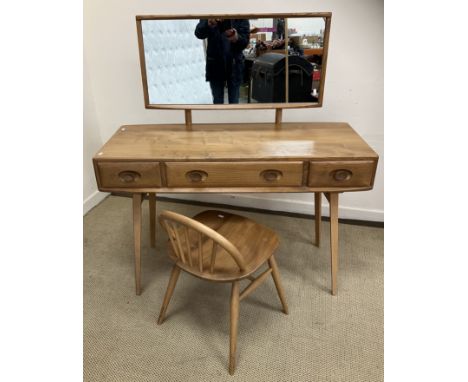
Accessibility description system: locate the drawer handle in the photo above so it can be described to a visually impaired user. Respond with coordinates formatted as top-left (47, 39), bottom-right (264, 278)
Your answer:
top-left (261, 169), bottom-right (283, 182)
top-left (186, 170), bottom-right (208, 183)
top-left (118, 171), bottom-right (141, 183)
top-left (332, 169), bottom-right (353, 182)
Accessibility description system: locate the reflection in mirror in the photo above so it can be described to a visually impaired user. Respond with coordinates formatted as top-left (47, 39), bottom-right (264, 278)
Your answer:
top-left (286, 18), bottom-right (326, 102)
top-left (194, 18), bottom-right (252, 104)
top-left (141, 19), bottom-right (211, 104)
top-left (139, 16), bottom-right (329, 106)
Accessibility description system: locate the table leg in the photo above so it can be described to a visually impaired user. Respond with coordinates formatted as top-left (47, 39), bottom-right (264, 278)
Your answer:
top-left (149, 193), bottom-right (156, 248)
top-left (314, 192), bottom-right (322, 247)
top-left (325, 192), bottom-right (339, 296)
top-left (133, 193), bottom-right (143, 295)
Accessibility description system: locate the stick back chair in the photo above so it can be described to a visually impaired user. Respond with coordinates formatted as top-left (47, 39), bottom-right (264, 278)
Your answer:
top-left (157, 209), bottom-right (288, 375)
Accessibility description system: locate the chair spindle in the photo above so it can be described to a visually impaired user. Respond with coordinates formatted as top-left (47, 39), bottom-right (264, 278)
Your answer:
top-left (210, 242), bottom-right (218, 273)
top-left (172, 222), bottom-right (186, 264)
top-left (198, 232), bottom-right (203, 272)
top-left (183, 226), bottom-right (193, 266)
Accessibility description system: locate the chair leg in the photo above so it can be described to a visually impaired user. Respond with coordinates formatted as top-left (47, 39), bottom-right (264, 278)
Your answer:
top-left (268, 255), bottom-right (289, 315)
top-left (157, 265), bottom-right (181, 325)
top-left (229, 281), bottom-right (240, 375)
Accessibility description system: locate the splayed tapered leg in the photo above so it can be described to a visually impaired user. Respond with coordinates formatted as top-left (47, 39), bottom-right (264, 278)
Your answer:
top-left (158, 265), bottom-right (181, 324)
top-left (133, 193), bottom-right (143, 295)
top-left (268, 255), bottom-right (289, 314)
top-left (149, 193), bottom-right (156, 248)
top-left (325, 192), bottom-right (339, 296)
top-left (229, 281), bottom-right (240, 375)
top-left (314, 192), bottom-right (322, 247)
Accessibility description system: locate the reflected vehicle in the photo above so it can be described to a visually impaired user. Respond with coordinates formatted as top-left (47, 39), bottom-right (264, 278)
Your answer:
top-left (137, 15), bottom-right (330, 106)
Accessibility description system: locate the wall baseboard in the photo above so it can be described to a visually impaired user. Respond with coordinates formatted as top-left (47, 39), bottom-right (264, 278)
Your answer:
top-left (83, 190), bottom-right (109, 215)
top-left (159, 193), bottom-right (384, 222)
top-left (88, 191), bottom-right (384, 222)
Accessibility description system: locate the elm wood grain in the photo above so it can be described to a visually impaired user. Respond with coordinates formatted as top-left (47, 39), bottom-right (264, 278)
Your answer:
top-left (315, 192), bottom-right (322, 247)
top-left (94, 123), bottom-right (378, 161)
top-left (160, 210), bottom-right (282, 282)
top-left (136, 19), bottom-right (149, 107)
top-left (149, 193), bottom-right (156, 248)
top-left (144, 103), bottom-right (320, 110)
top-left (325, 192), bottom-right (339, 296)
top-left (157, 210), bottom-right (288, 375)
top-left (239, 268), bottom-right (273, 301)
top-left (318, 15), bottom-right (332, 104)
top-left (275, 109), bottom-right (283, 126)
top-left (302, 161), bottom-right (310, 185)
top-left (136, 13), bottom-right (332, 21)
top-left (133, 193), bottom-right (143, 295)
top-left (97, 161), bottom-right (162, 188)
top-left (308, 160), bottom-right (376, 188)
top-left (229, 281), bottom-right (240, 376)
top-left (157, 264), bottom-right (181, 325)
top-left (143, 103), bottom-right (323, 110)
top-left (165, 161), bottom-right (304, 188)
top-left (184, 110), bottom-right (192, 130)
top-left (268, 255), bottom-right (289, 314)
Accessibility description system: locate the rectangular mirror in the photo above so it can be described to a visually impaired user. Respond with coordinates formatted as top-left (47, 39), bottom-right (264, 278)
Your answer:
top-left (136, 13), bottom-right (331, 109)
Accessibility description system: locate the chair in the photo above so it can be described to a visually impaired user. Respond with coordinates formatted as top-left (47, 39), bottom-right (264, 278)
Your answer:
top-left (157, 209), bottom-right (288, 375)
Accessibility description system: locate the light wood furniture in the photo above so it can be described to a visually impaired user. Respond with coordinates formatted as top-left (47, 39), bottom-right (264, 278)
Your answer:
top-left (157, 209), bottom-right (288, 375)
top-left (303, 48), bottom-right (324, 56)
top-left (93, 122), bottom-right (379, 296)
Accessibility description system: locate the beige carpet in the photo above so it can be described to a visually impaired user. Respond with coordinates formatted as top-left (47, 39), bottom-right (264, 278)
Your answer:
top-left (84, 196), bottom-right (383, 382)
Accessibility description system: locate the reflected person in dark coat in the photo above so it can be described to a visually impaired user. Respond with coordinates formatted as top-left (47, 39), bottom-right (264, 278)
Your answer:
top-left (195, 19), bottom-right (250, 104)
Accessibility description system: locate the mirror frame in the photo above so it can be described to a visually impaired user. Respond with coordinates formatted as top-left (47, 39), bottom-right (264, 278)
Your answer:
top-left (136, 12), bottom-right (332, 110)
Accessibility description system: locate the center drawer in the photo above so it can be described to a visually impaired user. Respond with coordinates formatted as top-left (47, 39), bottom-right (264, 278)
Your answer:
top-left (165, 161), bottom-right (304, 187)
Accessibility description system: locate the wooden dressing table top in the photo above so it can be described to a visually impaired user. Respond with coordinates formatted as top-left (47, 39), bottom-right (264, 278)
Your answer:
top-left (96, 122), bottom-right (378, 161)
top-left (94, 122), bottom-right (378, 194)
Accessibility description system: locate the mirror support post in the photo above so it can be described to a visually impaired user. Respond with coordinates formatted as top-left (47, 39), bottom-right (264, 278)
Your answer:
top-left (275, 108), bottom-right (283, 127)
top-left (184, 109), bottom-right (192, 130)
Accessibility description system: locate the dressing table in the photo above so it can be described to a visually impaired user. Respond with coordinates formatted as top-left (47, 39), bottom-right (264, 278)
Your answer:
top-left (92, 12), bottom-right (379, 296)
top-left (93, 122), bottom-right (378, 296)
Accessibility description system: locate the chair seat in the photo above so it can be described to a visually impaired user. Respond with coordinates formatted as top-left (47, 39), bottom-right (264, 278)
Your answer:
top-left (168, 210), bottom-right (279, 282)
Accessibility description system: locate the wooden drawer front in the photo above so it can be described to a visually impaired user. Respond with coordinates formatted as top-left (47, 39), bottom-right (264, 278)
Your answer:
top-left (97, 162), bottom-right (162, 188)
top-left (308, 161), bottom-right (375, 188)
top-left (166, 161), bottom-right (304, 187)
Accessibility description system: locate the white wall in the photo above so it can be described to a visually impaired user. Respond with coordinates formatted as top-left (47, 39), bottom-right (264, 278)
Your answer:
top-left (83, 53), bottom-right (107, 213)
top-left (83, 0), bottom-right (383, 221)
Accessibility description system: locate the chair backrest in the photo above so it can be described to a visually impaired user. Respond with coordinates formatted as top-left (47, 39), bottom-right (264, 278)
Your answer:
top-left (159, 210), bottom-right (247, 274)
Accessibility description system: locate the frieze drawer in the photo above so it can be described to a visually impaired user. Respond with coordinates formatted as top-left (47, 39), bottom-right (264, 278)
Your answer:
top-left (97, 161), bottom-right (162, 188)
top-left (308, 160), bottom-right (376, 188)
top-left (165, 161), bottom-right (304, 187)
